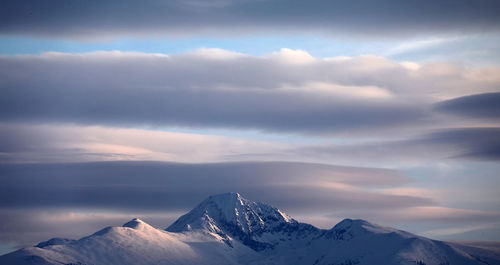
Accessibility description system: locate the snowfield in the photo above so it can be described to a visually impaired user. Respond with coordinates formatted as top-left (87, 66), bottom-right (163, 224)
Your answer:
top-left (1, 193), bottom-right (499, 265)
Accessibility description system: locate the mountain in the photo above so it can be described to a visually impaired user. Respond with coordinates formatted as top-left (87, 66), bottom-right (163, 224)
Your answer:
top-left (167, 192), bottom-right (320, 251)
top-left (1, 193), bottom-right (499, 265)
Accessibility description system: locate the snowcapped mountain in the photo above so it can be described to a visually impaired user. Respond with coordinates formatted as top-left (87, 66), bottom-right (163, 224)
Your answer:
top-left (167, 192), bottom-right (320, 251)
top-left (1, 193), bottom-right (499, 265)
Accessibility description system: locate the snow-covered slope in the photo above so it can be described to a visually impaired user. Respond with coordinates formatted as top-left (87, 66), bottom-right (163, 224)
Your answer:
top-left (0, 217), bottom-right (257, 265)
top-left (1, 193), bottom-right (499, 265)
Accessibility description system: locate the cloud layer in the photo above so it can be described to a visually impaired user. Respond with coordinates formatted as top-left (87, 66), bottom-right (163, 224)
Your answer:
top-left (0, 123), bottom-right (291, 163)
top-left (2, 124), bottom-right (499, 166)
top-left (1, 50), bottom-right (499, 135)
top-left (1, 0), bottom-right (500, 38)
top-left (0, 161), bottom-right (423, 212)
top-left (299, 127), bottom-right (500, 164)
top-left (436, 92), bottom-right (500, 121)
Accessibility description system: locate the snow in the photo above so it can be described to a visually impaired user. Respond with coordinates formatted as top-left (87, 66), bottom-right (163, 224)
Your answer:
top-left (2, 192), bottom-right (500, 265)
top-left (36, 238), bottom-right (76, 248)
top-left (167, 192), bottom-right (294, 236)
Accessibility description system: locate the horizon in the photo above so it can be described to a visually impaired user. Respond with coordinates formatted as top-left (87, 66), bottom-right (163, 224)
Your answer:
top-left (1, 0), bottom-right (500, 256)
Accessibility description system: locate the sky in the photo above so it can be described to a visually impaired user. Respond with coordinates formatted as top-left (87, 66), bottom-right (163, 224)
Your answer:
top-left (1, 0), bottom-right (500, 255)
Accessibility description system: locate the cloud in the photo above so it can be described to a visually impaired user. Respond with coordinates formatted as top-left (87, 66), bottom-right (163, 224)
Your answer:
top-left (385, 38), bottom-right (456, 56)
top-left (2, 123), bottom-right (499, 168)
top-left (296, 127), bottom-right (500, 164)
top-left (0, 123), bottom-right (290, 163)
top-left (2, 124), bottom-right (499, 168)
top-left (433, 228), bottom-right (500, 243)
top-left (328, 206), bottom-right (500, 228)
top-left (423, 127), bottom-right (500, 160)
top-left (1, 51), bottom-right (499, 134)
top-left (384, 206), bottom-right (500, 223)
top-left (1, 0), bottom-right (500, 39)
top-left (0, 161), bottom-right (432, 214)
top-left (384, 35), bottom-right (500, 65)
top-left (421, 223), bottom-right (500, 239)
top-left (435, 92), bottom-right (500, 120)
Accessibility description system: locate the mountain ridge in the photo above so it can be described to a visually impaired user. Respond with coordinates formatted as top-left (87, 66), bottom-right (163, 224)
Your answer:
top-left (1, 192), bottom-right (499, 265)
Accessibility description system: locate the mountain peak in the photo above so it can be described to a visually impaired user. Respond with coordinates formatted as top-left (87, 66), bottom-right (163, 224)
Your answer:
top-left (327, 218), bottom-right (400, 240)
top-left (334, 218), bottom-right (370, 229)
top-left (204, 192), bottom-right (246, 209)
top-left (167, 192), bottom-right (294, 232)
top-left (166, 192), bottom-right (304, 250)
top-left (122, 218), bottom-right (152, 230)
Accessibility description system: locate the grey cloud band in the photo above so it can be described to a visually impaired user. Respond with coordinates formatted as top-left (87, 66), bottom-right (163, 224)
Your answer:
top-left (1, 0), bottom-right (500, 38)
